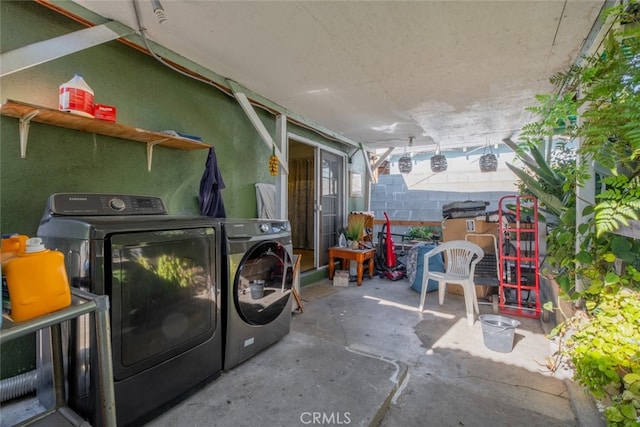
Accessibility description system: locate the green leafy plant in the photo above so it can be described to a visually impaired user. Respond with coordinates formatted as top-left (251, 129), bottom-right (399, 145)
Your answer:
top-left (596, 175), bottom-right (640, 236)
top-left (405, 225), bottom-right (441, 241)
top-left (548, 287), bottom-right (640, 426)
top-left (514, 2), bottom-right (640, 425)
top-left (345, 215), bottom-right (366, 242)
top-left (503, 138), bottom-right (585, 294)
top-left (503, 137), bottom-right (576, 220)
top-left (509, 0), bottom-right (640, 300)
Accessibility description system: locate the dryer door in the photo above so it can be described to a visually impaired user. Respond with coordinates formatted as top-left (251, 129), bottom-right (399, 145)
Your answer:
top-left (234, 241), bottom-right (292, 325)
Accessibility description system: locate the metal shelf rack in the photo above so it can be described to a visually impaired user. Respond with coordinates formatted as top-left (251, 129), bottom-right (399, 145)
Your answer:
top-left (1, 288), bottom-right (116, 426)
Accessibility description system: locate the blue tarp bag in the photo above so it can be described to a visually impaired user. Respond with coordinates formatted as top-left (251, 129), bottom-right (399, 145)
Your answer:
top-left (407, 243), bottom-right (445, 293)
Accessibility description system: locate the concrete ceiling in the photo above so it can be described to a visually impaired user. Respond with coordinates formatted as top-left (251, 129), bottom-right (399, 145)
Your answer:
top-left (68, 0), bottom-right (606, 154)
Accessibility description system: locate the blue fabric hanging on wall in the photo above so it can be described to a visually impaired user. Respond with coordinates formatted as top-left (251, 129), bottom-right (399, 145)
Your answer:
top-left (199, 147), bottom-right (226, 218)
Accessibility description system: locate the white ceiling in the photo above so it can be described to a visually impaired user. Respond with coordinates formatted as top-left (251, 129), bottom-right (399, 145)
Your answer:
top-left (69, 0), bottom-right (606, 154)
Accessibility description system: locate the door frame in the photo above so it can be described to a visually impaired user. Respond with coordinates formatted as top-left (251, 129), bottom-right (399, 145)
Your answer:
top-left (288, 132), bottom-right (348, 270)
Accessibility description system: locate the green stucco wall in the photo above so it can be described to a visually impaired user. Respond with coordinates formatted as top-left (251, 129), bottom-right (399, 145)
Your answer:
top-left (0, 0), bottom-right (263, 378)
top-left (1, 1), bottom-right (352, 377)
top-left (0, 1), bottom-right (280, 232)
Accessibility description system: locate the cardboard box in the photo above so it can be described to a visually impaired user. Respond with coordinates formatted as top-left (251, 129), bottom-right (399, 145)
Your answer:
top-left (94, 104), bottom-right (116, 122)
top-left (441, 218), bottom-right (500, 299)
top-left (333, 270), bottom-right (350, 287)
top-left (447, 283), bottom-right (491, 298)
top-left (441, 218), bottom-right (499, 255)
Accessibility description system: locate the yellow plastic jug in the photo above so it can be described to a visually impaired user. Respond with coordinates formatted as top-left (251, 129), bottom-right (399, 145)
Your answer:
top-left (1, 234), bottom-right (29, 263)
top-left (2, 237), bottom-right (71, 322)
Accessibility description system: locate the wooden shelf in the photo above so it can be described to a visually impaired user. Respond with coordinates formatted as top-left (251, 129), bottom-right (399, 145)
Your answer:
top-left (0, 99), bottom-right (210, 170)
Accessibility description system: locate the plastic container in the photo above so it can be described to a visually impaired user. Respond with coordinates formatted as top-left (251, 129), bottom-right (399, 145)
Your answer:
top-left (479, 314), bottom-right (520, 353)
top-left (59, 74), bottom-right (95, 118)
top-left (1, 237), bottom-right (71, 322)
top-left (1, 234), bottom-right (29, 262)
top-left (1, 234), bottom-right (29, 322)
top-left (249, 280), bottom-right (265, 300)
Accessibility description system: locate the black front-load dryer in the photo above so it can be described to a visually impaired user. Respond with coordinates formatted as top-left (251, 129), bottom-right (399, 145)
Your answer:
top-left (37, 193), bottom-right (223, 426)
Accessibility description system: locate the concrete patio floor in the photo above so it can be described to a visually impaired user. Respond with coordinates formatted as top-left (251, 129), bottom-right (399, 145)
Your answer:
top-left (148, 275), bottom-right (605, 427)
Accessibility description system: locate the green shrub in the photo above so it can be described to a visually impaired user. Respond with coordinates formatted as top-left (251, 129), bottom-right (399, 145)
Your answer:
top-left (550, 286), bottom-right (640, 426)
top-left (521, 2), bottom-right (640, 424)
top-left (405, 226), bottom-right (441, 241)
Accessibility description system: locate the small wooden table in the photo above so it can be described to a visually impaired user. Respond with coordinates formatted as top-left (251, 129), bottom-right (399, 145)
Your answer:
top-left (328, 247), bottom-right (376, 286)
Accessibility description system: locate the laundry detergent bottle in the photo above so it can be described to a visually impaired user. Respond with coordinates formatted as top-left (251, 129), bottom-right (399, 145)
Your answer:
top-left (1, 234), bottom-right (29, 262)
top-left (59, 74), bottom-right (95, 118)
top-left (2, 237), bottom-right (71, 322)
top-left (1, 234), bottom-right (29, 319)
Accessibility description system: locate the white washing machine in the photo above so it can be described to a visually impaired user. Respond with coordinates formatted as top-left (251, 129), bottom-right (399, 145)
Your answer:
top-left (221, 219), bottom-right (293, 370)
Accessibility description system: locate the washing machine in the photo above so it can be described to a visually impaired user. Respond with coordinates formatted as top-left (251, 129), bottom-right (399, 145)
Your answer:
top-left (221, 219), bottom-right (293, 370)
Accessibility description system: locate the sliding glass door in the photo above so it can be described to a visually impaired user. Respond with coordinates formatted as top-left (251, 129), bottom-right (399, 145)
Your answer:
top-left (319, 150), bottom-right (344, 266)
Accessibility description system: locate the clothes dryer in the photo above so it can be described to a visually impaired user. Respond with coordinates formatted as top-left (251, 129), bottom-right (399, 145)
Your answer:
top-left (221, 219), bottom-right (293, 370)
top-left (37, 193), bottom-right (223, 426)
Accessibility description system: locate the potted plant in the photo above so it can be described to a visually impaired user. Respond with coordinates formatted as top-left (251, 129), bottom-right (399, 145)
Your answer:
top-left (345, 215), bottom-right (366, 249)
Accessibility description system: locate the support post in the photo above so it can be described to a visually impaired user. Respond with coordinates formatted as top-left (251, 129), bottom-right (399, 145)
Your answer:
top-left (275, 114), bottom-right (288, 219)
top-left (575, 92), bottom-right (595, 296)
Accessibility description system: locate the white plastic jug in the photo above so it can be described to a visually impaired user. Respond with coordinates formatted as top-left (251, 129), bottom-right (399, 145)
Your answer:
top-left (59, 74), bottom-right (94, 118)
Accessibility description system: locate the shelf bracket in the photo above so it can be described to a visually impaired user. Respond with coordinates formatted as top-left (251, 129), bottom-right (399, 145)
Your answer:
top-left (146, 139), bottom-right (167, 171)
top-left (19, 110), bottom-right (40, 158)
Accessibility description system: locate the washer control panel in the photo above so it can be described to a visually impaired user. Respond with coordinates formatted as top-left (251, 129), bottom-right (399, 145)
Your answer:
top-left (224, 220), bottom-right (291, 238)
top-left (45, 193), bottom-right (168, 216)
top-left (109, 198), bottom-right (127, 211)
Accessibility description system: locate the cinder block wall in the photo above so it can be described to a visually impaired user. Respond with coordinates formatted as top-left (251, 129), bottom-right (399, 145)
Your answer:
top-left (370, 174), bottom-right (516, 236)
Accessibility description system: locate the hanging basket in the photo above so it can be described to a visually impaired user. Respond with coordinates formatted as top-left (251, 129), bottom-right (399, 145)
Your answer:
top-left (398, 156), bottom-right (413, 174)
top-left (479, 153), bottom-right (498, 172)
top-left (430, 154), bottom-right (447, 172)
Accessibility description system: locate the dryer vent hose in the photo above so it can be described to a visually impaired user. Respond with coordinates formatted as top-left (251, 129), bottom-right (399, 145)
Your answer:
top-left (0, 370), bottom-right (37, 402)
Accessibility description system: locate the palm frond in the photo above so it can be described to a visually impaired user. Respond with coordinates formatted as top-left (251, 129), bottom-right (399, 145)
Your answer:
top-left (506, 162), bottom-right (565, 216)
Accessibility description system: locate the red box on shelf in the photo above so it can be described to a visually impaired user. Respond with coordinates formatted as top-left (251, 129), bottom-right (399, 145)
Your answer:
top-left (94, 104), bottom-right (116, 122)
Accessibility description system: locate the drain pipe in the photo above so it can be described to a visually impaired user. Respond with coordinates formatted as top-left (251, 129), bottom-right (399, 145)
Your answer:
top-left (0, 370), bottom-right (37, 402)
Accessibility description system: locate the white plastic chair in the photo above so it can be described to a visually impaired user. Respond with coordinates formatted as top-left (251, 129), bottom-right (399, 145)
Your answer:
top-left (418, 240), bottom-right (484, 326)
